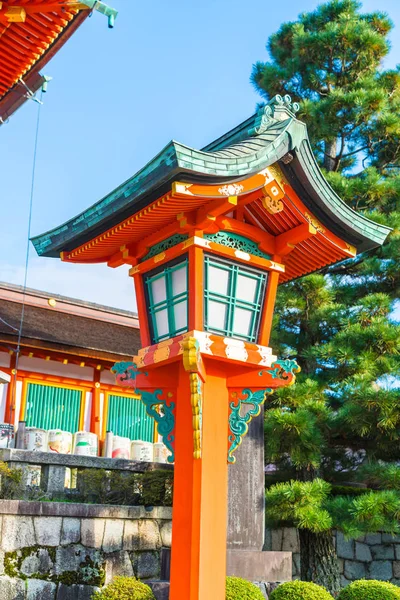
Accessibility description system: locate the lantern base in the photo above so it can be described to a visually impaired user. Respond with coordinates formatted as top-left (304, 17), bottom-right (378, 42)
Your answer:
top-left (227, 550), bottom-right (292, 582)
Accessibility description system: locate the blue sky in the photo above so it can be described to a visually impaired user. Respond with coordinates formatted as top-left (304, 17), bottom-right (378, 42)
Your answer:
top-left (1, 0), bottom-right (400, 311)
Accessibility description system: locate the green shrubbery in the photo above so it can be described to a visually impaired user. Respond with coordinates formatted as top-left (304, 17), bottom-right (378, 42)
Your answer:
top-left (92, 576), bottom-right (155, 599)
top-left (226, 576), bottom-right (265, 600)
top-left (76, 469), bottom-right (173, 506)
top-left (337, 580), bottom-right (400, 599)
top-left (269, 581), bottom-right (333, 599)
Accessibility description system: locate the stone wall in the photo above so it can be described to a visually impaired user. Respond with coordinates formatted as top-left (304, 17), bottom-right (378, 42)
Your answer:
top-left (0, 500), bottom-right (172, 600)
top-left (265, 527), bottom-right (400, 587)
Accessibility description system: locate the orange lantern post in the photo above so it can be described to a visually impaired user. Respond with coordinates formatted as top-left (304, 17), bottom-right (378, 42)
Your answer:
top-left (33, 95), bottom-right (390, 600)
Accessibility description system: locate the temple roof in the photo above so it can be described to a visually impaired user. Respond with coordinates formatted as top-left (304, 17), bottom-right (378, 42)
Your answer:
top-left (32, 96), bottom-right (391, 272)
top-left (0, 1), bottom-right (117, 123)
top-left (0, 282), bottom-right (140, 361)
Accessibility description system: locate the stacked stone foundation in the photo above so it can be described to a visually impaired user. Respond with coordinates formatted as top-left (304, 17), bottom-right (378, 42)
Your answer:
top-left (0, 500), bottom-right (171, 600)
top-left (265, 527), bottom-right (400, 587)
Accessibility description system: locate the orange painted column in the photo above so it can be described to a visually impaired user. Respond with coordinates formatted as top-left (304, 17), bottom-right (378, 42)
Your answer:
top-left (90, 369), bottom-right (102, 439)
top-left (170, 360), bottom-right (229, 600)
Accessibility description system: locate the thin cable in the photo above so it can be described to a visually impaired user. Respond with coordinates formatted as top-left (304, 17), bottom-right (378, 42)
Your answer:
top-left (0, 317), bottom-right (19, 332)
top-left (8, 89), bottom-right (43, 429)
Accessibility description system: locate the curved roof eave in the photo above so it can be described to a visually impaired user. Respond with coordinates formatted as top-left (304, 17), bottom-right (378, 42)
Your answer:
top-left (31, 100), bottom-right (391, 258)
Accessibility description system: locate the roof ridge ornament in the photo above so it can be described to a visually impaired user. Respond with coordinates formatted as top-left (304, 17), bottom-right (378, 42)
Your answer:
top-left (249, 94), bottom-right (300, 137)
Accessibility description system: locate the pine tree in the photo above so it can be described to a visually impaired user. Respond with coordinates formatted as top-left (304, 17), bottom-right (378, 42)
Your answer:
top-left (251, 1), bottom-right (400, 595)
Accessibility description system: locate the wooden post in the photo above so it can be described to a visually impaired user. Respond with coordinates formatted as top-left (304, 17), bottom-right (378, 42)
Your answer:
top-left (90, 370), bottom-right (102, 439)
top-left (169, 360), bottom-right (229, 600)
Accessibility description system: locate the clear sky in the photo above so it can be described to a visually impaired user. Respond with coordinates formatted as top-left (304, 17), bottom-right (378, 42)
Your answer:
top-left (1, 0), bottom-right (400, 311)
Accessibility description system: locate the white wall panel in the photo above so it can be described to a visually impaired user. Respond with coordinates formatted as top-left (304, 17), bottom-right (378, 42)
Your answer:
top-left (18, 356), bottom-right (94, 381)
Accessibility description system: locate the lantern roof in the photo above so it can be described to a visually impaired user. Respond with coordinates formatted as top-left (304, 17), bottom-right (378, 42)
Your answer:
top-left (32, 95), bottom-right (391, 281)
top-left (0, 1), bottom-right (117, 123)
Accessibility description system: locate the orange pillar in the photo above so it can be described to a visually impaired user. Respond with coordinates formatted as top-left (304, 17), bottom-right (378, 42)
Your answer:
top-left (170, 360), bottom-right (229, 600)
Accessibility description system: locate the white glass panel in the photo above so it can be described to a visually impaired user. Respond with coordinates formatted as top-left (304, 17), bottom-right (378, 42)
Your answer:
top-left (172, 265), bottom-right (187, 296)
top-left (233, 307), bottom-right (253, 337)
top-left (236, 274), bottom-right (258, 304)
top-left (208, 264), bottom-right (230, 296)
top-left (151, 275), bottom-right (166, 304)
top-left (155, 309), bottom-right (169, 338)
top-left (174, 300), bottom-right (187, 331)
top-left (207, 300), bottom-right (228, 330)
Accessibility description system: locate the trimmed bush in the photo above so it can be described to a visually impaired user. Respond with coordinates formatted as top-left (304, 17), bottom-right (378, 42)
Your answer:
top-left (338, 580), bottom-right (400, 599)
top-left (226, 576), bottom-right (265, 600)
top-left (92, 576), bottom-right (155, 600)
top-left (269, 581), bottom-right (333, 599)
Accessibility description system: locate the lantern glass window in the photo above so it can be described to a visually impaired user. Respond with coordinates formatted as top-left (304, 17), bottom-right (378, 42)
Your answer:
top-left (145, 258), bottom-right (188, 343)
top-left (204, 255), bottom-right (267, 343)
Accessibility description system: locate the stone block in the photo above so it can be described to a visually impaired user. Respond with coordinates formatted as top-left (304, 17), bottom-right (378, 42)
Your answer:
top-left (365, 533), bottom-right (382, 545)
top-left (138, 520), bottom-right (161, 550)
top-left (344, 560), bottom-right (367, 580)
top-left (369, 560), bottom-right (393, 580)
top-left (2, 516), bottom-right (35, 551)
top-left (253, 582), bottom-right (268, 599)
top-left (61, 518), bottom-right (81, 545)
top-left (27, 579), bottom-right (57, 600)
top-left (55, 545), bottom-right (102, 577)
top-left (371, 545), bottom-right (395, 560)
top-left (102, 519), bottom-right (124, 553)
top-left (393, 561), bottom-right (400, 578)
top-left (123, 520), bottom-right (139, 551)
top-left (148, 582), bottom-right (170, 600)
top-left (0, 551), bottom-right (5, 575)
top-left (21, 549), bottom-right (53, 576)
top-left (0, 576), bottom-right (25, 600)
top-left (271, 529), bottom-right (283, 551)
top-left (396, 546), bottom-right (400, 560)
top-left (338, 558), bottom-right (344, 574)
top-left (160, 521), bottom-right (172, 547)
top-left (55, 545), bottom-right (83, 574)
top-left (57, 584), bottom-right (100, 600)
top-left (81, 519), bottom-right (105, 548)
top-left (336, 532), bottom-right (354, 559)
top-left (292, 554), bottom-right (300, 577)
top-left (383, 533), bottom-right (400, 543)
top-left (355, 542), bottom-right (372, 562)
top-left (104, 551), bottom-right (134, 584)
top-left (41, 465), bottom-right (67, 493)
top-left (341, 576), bottom-right (350, 589)
top-left (264, 529), bottom-right (272, 551)
top-left (282, 528), bottom-right (299, 553)
top-left (133, 551), bottom-right (160, 580)
top-left (34, 517), bottom-right (62, 546)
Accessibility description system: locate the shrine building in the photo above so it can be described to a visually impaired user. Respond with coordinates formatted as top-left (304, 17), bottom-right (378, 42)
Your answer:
top-left (0, 282), bottom-right (155, 445)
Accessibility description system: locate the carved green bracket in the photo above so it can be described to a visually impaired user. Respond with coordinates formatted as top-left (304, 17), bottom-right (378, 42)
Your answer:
top-left (259, 358), bottom-right (301, 383)
top-left (205, 231), bottom-right (271, 260)
top-left (111, 362), bottom-right (175, 463)
top-left (228, 388), bottom-right (271, 464)
top-left (141, 233), bottom-right (188, 262)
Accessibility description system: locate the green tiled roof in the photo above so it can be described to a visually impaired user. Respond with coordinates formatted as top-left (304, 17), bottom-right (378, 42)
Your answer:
top-left (32, 95), bottom-right (391, 258)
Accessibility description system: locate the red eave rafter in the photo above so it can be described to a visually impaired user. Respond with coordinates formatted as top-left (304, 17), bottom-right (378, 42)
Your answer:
top-left (61, 168), bottom-right (356, 283)
top-left (0, 1), bottom-right (88, 103)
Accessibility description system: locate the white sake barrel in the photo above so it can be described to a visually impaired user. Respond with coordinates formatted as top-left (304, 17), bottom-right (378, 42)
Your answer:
top-left (0, 424), bottom-right (14, 448)
top-left (153, 442), bottom-right (171, 464)
top-left (48, 430), bottom-right (73, 455)
top-left (112, 435), bottom-right (131, 460)
top-left (24, 428), bottom-right (47, 452)
top-left (73, 431), bottom-right (98, 457)
top-left (26, 465), bottom-right (41, 487)
top-left (131, 440), bottom-right (154, 462)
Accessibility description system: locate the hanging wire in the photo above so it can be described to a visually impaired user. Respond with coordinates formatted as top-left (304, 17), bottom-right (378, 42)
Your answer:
top-left (8, 88), bottom-right (43, 432)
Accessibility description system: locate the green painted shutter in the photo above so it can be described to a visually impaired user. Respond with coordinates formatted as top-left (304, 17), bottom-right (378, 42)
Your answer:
top-left (107, 395), bottom-right (154, 442)
top-left (25, 383), bottom-right (82, 433)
